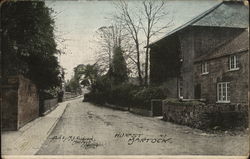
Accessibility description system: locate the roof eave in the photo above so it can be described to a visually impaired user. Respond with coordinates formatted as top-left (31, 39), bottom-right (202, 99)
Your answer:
top-left (146, 1), bottom-right (223, 48)
top-left (194, 48), bottom-right (249, 63)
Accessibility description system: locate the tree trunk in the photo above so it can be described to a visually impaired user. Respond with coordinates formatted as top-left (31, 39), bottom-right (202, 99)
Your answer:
top-left (144, 18), bottom-right (151, 86)
top-left (135, 42), bottom-right (143, 85)
top-left (144, 41), bottom-right (149, 86)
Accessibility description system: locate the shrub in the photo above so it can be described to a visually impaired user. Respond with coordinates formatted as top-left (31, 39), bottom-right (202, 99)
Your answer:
top-left (84, 91), bottom-right (107, 104)
top-left (83, 75), bottom-right (111, 104)
top-left (131, 86), bottom-right (166, 110)
top-left (85, 77), bottom-right (168, 111)
top-left (40, 87), bottom-right (61, 100)
top-left (91, 75), bottom-right (111, 93)
top-left (108, 83), bottom-right (139, 107)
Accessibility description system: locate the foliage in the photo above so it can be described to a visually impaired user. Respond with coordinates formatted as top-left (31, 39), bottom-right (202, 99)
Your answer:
top-left (108, 83), bottom-right (139, 107)
top-left (40, 87), bottom-right (61, 100)
top-left (65, 64), bottom-right (86, 93)
top-left (81, 64), bottom-right (99, 88)
top-left (84, 75), bottom-right (111, 104)
top-left (92, 75), bottom-right (111, 92)
top-left (132, 86), bottom-right (166, 109)
top-left (84, 91), bottom-right (107, 105)
top-left (84, 78), bottom-right (167, 110)
top-left (65, 63), bottom-right (100, 94)
top-left (65, 78), bottom-right (81, 94)
top-left (74, 64), bottom-right (86, 81)
top-left (2, 1), bottom-right (63, 91)
top-left (110, 46), bottom-right (128, 85)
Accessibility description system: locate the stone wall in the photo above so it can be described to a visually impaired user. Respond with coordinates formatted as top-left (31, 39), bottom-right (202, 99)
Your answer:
top-left (41, 98), bottom-right (58, 115)
top-left (129, 100), bottom-right (163, 117)
top-left (1, 85), bottom-right (18, 130)
top-left (1, 75), bottom-right (39, 130)
top-left (162, 99), bottom-right (248, 130)
top-left (17, 76), bottom-right (39, 128)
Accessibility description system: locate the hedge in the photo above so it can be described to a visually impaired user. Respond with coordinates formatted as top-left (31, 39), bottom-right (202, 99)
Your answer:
top-left (84, 83), bottom-right (167, 110)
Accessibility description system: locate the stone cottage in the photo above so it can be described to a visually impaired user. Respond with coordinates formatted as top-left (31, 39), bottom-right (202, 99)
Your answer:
top-left (194, 30), bottom-right (249, 104)
top-left (148, 1), bottom-right (249, 105)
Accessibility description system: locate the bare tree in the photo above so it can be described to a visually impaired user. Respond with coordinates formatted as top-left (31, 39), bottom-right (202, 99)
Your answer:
top-left (113, 1), bottom-right (143, 85)
top-left (141, 0), bottom-right (172, 85)
top-left (113, 0), bottom-right (172, 86)
top-left (95, 23), bottom-right (129, 75)
top-left (95, 26), bottom-right (113, 71)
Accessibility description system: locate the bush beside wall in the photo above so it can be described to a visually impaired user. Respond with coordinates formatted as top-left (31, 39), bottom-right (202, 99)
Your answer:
top-left (84, 83), bottom-right (167, 111)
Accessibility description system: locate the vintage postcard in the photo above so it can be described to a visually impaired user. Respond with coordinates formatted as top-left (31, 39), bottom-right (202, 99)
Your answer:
top-left (1, 0), bottom-right (249, 158)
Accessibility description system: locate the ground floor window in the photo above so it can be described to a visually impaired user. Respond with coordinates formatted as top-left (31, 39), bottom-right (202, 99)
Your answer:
top-left (178, 77), bottom-right (183, 99)
top-left (217, 82), bottom-right (230, 103)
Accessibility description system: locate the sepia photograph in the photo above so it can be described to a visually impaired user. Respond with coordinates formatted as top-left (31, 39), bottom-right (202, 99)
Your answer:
top-left (0, 0), bottom-right (249, 158)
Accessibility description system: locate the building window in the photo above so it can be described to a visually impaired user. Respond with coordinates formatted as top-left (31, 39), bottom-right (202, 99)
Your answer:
top-left (217, 82), bottom-right (230, 103)
top-left (201, 62), bottom-right (208, 74)
top-left (178, 77), bottom-right (184, 99)
top-left (228, 55), bottom-right (239, 70)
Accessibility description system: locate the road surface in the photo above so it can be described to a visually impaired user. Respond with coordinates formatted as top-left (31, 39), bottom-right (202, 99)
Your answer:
top-left (36, 98), bottom-right (248, 155)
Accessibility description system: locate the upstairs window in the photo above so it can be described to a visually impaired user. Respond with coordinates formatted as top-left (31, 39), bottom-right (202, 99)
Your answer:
top-left (228, 55), bottom-right (239, 71)
top-left (201, 62), bottom-right (208, 74)
top-left (217, 82), bottom-right (230, 103)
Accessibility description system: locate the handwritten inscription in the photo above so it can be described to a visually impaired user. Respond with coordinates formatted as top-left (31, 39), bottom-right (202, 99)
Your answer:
top-left (49, 135), bottom-right (101, 149)
top-left (114, 132), bottom-right (172, 145)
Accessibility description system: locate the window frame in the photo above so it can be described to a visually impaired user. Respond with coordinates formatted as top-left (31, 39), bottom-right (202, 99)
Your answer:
top-left (201, 61), bottom-right (209, 75)
top-left (228, 55), bottom-right (239, 71)
top-left (217, 82), bottom-right (230, 103)
top-left (178, 77), bottom-right (184, 99)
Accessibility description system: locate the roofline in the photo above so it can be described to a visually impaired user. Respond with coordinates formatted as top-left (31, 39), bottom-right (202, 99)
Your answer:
top-left (146, 1), bottom-right (223, 48)
top-left (194, 48), bottom-right (249, 63)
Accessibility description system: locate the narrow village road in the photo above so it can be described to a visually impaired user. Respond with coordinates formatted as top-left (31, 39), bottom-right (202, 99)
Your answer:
top-left (36, 98), bottom-right (248, 155)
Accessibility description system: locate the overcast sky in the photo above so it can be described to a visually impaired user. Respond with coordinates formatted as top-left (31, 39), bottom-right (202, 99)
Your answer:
top-left (45, 0), bottom-right (220, 80)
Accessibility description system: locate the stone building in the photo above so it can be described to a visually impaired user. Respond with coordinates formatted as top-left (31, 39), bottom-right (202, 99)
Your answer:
top-left (148, 1), bottom-right (249, 104)
top-left (194, 31), bottom-right (249, 104)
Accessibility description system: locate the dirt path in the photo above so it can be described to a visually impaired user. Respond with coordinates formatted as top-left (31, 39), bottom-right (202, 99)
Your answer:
top-left (36, 98), bottom-right (248, 155)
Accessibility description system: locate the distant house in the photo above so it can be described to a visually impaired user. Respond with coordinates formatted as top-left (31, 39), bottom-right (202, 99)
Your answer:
top-left (147, 1), bottom-right (249, 104)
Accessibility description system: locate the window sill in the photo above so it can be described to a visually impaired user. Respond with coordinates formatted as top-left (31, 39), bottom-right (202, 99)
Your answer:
top-left (216, 101), bottom-right (230, 104)
top-left (201, 72), bottom-right (209, 75)
top-left (228, 68), bottom-right (240, 72)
